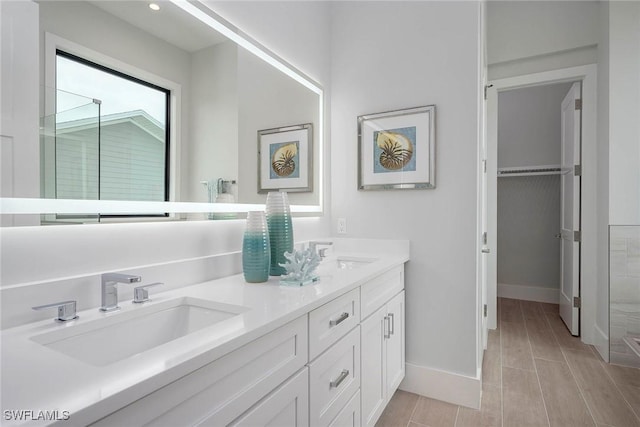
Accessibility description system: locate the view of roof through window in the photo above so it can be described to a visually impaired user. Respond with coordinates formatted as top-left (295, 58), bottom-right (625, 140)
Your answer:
top-left (53, 52), bottom-right (169, 204)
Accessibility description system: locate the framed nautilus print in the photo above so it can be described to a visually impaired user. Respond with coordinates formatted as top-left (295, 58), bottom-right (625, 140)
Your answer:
top-left (358, 105), bottom-right (435, 190)
top-left (258, 123), bottom-right (313, 193)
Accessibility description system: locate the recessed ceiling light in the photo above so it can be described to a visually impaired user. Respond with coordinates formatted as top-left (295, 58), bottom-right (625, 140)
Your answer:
top-left (149, 3), bottom-right (160, 11)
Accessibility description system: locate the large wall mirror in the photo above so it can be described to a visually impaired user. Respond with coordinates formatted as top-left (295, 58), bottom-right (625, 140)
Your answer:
top-left (0, 0), bottom-right (323, 225)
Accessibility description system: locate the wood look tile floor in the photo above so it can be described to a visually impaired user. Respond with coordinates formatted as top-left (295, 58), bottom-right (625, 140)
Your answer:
top-left (376, 297), bottom-right (640, 427)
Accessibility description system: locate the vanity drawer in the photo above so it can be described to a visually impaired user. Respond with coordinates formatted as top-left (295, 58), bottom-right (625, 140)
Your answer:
top-left (91, 316), bottom-right (308, 427)
top-left (228, 367), bottom-right (309, 427)
top-left (361, 265), bottom-right (404, 320)
top-left (309, 287), bottom-right (360, 359)
top-left (328, 389), bottom-right (360, 427)
top-left (309, 326), bottom-right (360, 427)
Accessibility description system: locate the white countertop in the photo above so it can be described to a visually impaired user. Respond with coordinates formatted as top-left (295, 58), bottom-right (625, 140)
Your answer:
top-left (1, 244), bottom-right (408, 426)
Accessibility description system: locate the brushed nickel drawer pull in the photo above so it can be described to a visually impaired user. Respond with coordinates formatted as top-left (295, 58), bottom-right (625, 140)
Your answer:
top-left (329, 312), bottom-right (349, 327)
top-left (330, 369), bottom-right (349, 388)
top-left (384, 316), bottom-right (391, 339)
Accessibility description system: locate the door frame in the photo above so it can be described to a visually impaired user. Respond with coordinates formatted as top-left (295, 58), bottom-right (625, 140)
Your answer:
top-left (485, 64), bottom-right (597, 344)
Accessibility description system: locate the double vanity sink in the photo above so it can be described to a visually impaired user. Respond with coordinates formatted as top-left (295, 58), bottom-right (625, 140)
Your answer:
top-left (1, 242), bottom-right (407, 426)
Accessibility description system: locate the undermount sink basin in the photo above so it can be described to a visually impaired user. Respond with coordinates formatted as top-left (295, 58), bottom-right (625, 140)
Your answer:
top-left (31, 297), bottom-right (248, 366)
top-left (334, 256), bottom-right (378, 270)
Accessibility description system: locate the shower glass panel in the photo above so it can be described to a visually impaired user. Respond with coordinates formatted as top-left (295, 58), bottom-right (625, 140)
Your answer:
top-left (40, 88), bottom-right (100, 224)
top-left (40, 88), bottom-right (100, 201)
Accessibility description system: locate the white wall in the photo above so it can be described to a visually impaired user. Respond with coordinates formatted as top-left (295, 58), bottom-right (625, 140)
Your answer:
top-left (0, 1), bottom-right (40, 227)
top-left (1, 2), bottom-right (332, 323)
top-left (497, 175), bottom-right (561, 291)
top-left (609, 1), bottom-right (640, 226)
top-left (38, 2), bottom-right (192, 90)
top-left (330, 0), bottom-right (480, 383)
top-left (205, 1), bottom-right (331, 90)
top-left (497, 83), bottom-right (571, 168)
top-left (188, 41), bottom-right (239, 202)
top-left (487, 1), bottom-right (599, 79)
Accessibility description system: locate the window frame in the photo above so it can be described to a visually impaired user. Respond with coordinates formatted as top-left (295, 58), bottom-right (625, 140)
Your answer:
top-left (43, 33), bottom-right (181, 221)
top-left (56, 49), bottom-right (171, 208)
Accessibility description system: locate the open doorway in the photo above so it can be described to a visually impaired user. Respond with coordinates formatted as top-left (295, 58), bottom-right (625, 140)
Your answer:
top-left (484, 64), bottom-right (598, 346)
top-left (496, 81), bottom-right (581, 335)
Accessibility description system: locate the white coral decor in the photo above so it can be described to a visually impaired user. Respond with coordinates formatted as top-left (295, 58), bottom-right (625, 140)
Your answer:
top-left (279, 248), bottom-right (321, 285)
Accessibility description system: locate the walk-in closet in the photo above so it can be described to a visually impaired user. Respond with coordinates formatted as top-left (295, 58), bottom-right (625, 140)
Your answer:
top-left (497, 82), bottom-right (580, 315)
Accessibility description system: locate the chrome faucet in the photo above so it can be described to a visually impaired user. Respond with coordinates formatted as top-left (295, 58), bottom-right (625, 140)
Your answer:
top-left (100, 273), bottom-right (141, 312)
top-left (309, 241), bottom-right (334, 259)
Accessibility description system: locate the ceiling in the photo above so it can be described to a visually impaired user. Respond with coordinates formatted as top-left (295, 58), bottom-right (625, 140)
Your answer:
top-left (88, 0), bottom-right (228, 52)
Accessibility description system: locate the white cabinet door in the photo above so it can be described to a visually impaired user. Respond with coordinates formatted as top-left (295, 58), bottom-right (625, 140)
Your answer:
top-left (361, 291), bottom-right (405, 427)
top-left (385, 291), bottom-right (405, 395)
top-left (360, 305), bottom-right (386, 427)
top-left (230, 368), bottom-right (309, 427)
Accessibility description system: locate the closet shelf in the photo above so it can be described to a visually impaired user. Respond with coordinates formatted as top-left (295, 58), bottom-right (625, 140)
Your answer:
top-left (498, 165), bottom-right (564, 177)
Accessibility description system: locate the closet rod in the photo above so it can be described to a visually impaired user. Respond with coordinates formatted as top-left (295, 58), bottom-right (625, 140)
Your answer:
top-left (497, 165), bottom-right (564, 178)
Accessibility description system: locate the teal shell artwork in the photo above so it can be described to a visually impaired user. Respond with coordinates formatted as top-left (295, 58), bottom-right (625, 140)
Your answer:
top-left (375, 130), bottom-right (415, 171)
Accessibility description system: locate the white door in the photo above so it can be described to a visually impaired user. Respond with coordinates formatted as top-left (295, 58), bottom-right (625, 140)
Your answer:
top-left (559, 82), bottom-right (581, 336)
top-left (486, 84), bottom-right (498, 333)
top-left (361, 306), bottom-right (387, 427)
top-left (385, 291), bottom-right (405, 394)
top-left (479, 1), bottom-right (490, 354)
top-left (480, 85), bottom-right (489, 351)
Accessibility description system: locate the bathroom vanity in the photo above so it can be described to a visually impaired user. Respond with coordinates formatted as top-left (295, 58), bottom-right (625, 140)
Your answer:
top-left (0, 240), bottom-right (409, 426)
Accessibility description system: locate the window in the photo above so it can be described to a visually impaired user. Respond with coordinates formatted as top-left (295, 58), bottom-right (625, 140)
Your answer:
top-left (54, 50), bottom-right (170, 203)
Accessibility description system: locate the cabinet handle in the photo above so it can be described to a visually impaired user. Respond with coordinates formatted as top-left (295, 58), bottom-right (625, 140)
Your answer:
top-left (329, 312), bottom-right (349, 327)
top-left (389, 312), bottom-right (395, 335)
top-left (384, 316), bottom-right (391, 339)
top-left (330, 369), bottom-right (349, 388)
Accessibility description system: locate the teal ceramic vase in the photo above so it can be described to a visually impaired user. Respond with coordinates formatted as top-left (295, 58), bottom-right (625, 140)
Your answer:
top-left (266, 192), bottom-right (294, 276)
top-left (242, 211), bottom-right (271, 283)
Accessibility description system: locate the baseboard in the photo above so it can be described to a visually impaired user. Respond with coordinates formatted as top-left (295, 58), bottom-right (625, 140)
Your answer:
top-left (497, 283), bottom-right (559, 304)
top-left (593, 324), bottom-right (610, 362)
top-left (399, 363), bottom-right (481, 409)
top-left (610, 351), bottom-right (640, 368)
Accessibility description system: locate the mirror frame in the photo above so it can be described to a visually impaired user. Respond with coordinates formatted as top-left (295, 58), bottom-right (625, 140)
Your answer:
top-left (0, 0), bottom-right (324, 218)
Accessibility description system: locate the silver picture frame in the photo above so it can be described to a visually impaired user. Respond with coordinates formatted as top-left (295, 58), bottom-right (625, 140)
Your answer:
top-left (258, 123), bottom-right (313, 193)
top-left (358, 105), bottom-right (436, 190)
